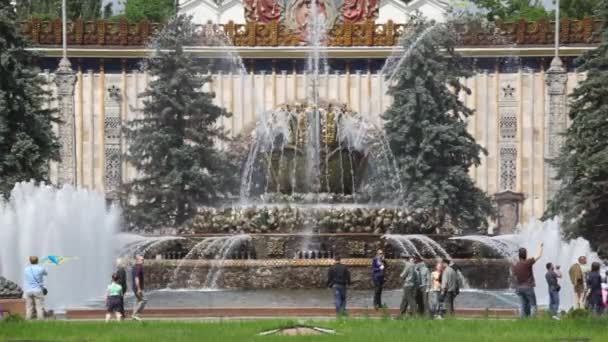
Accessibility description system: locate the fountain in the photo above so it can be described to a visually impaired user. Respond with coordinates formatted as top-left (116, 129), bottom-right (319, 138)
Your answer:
top-left (454, 218), bottom-right (600, 309)
top-left (0, 182), bottom-right (120, 309)
top-left (2, 10), bottom-right (603, 314)
top-left (135, 14), bottom-right (519, 296)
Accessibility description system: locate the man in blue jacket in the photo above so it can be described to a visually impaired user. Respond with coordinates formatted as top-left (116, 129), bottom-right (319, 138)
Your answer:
top-left (23, 256), bottom-right (47, 320)
top-left (372, 249), bottom-right (387, 309)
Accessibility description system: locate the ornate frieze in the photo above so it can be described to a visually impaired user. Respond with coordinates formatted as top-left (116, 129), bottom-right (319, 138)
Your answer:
top-left (19, 18), bottom-right (602, 47)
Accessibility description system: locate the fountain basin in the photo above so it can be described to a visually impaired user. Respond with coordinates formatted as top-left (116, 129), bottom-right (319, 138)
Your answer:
top-left (132, 233), bottom-right (506, 260)
top-left (185, 206), bottom-right (443, 235)
top-left (146, 258), bottom-right (511, 290)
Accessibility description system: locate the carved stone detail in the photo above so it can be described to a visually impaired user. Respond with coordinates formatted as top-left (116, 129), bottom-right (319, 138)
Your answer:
top-left (499, 111), bottom-right (517, 140)
top-left (105, 84), bottom-right (123, 198)
top-left (19, 18), bottom-right (603, 48)
top-left (494, 191), bottom-right (525, 234)
top-left (54, 57), bottom-right (77, 186)
top-left (346, 240), bottom-right (366, 257)
top-left (499, 146), bottom-right (517, 191)
top-left (544, 56), bottom-right (568, 203)
top-left (498, 77), bottom-right (518, 193)
top-left (266, 238), bottom-right (285, 257)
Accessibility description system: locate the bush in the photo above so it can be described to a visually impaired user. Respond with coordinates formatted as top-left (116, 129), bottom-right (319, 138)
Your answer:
top-left (564, 308), bottom-right (593, 320)
top-left (1, 313), bottom-right (24, 323)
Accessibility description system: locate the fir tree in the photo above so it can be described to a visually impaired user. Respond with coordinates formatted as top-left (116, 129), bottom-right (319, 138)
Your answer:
top-left (544, 1), bottom-right (608, 239)
top-left (382, 18), bottom-right (494, 233)
top-left (16, 0), bottom-right (102, 20)
top-left (123, 15), bottom-right (237, 230)
top-left (0, 1), bottom-right (59, 196)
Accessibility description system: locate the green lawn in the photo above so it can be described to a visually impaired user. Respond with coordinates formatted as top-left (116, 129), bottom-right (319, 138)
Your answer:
top-left (0, 318), bottom-right (605, 341)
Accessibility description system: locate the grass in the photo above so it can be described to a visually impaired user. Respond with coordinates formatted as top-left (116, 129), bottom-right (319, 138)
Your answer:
top-left (0, 318), bottom-right (605, 341)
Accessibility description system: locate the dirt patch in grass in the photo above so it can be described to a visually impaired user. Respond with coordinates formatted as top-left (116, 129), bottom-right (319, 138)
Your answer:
top-left (259, 325), bottom-right (336, 336)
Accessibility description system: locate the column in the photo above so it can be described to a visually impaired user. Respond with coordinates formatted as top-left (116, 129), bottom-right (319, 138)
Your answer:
top-left (54, 57), bottom-right (77, 186)
top-left (544, 57), bottom-right (568, 204)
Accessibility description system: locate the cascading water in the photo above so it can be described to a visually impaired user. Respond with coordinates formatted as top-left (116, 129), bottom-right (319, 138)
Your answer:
top-left (383, 234), bottom-right (450, 259)
top-left (169, 235), bottom-right (251, 289)
top-left (450, 235), bottom-right (518, 258)
top-left (119, 235), bottom-right (186, 259)
top-left (383, 234), bottom-right (469, 288)
top-left (0, 182), bottom-right (120, 309)
top-left (455, 218), bottom-right (599, 309)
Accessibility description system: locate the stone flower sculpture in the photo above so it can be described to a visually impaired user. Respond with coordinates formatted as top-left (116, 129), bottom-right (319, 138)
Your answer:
top-left (0, 276), bottom-right (23, 299)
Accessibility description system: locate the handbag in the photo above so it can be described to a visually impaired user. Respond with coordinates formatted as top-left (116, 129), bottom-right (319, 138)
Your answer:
top-left (30, 267), bottom-right (48, 296)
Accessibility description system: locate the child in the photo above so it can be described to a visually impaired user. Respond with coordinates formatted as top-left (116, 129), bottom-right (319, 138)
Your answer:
top-left (105, 273), bottom-right (124, 322)
top-left (430, 262), bottom-right (443, 318)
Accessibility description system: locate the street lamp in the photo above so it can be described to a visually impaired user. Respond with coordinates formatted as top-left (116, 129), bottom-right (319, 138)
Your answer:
top-left (554, 0), bottom-right (560, 59)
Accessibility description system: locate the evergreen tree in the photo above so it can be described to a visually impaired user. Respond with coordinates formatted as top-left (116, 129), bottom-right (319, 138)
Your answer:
top-left (382, 18), bottom-right (494, 233)
top-left (16, 0), bottom-right (102, 20)
top-left (471, 0), bottom-right (550, 21)
top-left (544, 1), bottom-right (608, 239)
top-left (0, 0), bottom-right (59, 196)
top-left (123, 15), bottom-right (237, 230)
top-left (103, 2), bottom-right (113, 19)
top-left (124, 0), bottom-right (175, 22)
top-left (561, 0), bottom-right (600, 19)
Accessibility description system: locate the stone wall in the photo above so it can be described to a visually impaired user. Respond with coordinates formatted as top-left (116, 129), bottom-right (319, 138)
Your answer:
top-left (145, 259), bottom-right (511, 290)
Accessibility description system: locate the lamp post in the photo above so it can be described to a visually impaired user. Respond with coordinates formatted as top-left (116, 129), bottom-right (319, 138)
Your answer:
top-left (54, 0), bottom-right (78, 187)
top-left (554, 0), bottom-right (560, 59)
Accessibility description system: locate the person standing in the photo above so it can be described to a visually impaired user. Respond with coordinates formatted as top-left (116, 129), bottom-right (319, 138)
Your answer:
top-left (512, 244), bottom-right (543, 318)
top-left (440, 259), bottom-right (460, 316)
top-left (131, 255), bottom-right (146, 321)
top-left (371, 249), bottom-right (387, 309)
top-left (415, 255), bottom-right (430, 315)
top-left (23, 256), bottom-right (47, 320)
top-left (105, 273), bottom-right (124, 322)
top-left (569, 256), bottom-right (588, 310)
top-left (115, 258), bottom-right (128, 319)
top-left (545, 262), bottom-right (562, 319)
top-left (429, 262), bottom-right (444, 318)
top-left (399, 255), bottom-right (419, 317)
top-left (327, 255), bottom-right (351, 315)
top-left (586, 262), bottom-right (604, 315)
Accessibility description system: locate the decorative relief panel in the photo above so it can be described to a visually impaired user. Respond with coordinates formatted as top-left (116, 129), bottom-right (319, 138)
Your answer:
top-left (19, 18), bottom-right (602, 47)
top-left (499, 112), bottom-right (517, 140)
top-left (105, 84), bottom-right (122, 196)
top-left (497, 77), bottom-right (519, 192)
top-left (499, 146), bottom-right (517, 191)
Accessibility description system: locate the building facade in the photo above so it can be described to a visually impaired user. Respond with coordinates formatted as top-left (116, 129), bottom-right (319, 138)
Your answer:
top-left (19, 2), bottom-right (603, 231)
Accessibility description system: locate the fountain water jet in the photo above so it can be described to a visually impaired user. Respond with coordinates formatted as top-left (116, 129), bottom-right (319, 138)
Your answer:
top-left (383, 234), bottom-right (450, 259)
top-left (168, 235), bottom-right (251, 289)
top-left (455, 218), bottom-right (599, 309)
top-left (0, 182), bottom-right (120, 309)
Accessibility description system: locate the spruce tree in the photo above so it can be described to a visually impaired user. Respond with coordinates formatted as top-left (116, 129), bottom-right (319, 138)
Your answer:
top-left (123, 15), bottom-right (237, 230)
top-left (16, 0), bottom-right (102, 20)
top-left (382, 18), bottom-right (494, 233)
top-left (0, 0), bottom-right (59, 196)
top-left (544, 1), bottom-right (608, 239)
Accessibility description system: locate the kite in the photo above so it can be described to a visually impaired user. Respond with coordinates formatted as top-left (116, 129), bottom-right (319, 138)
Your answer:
top-left (40, 255), bottom-right (78, 265)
